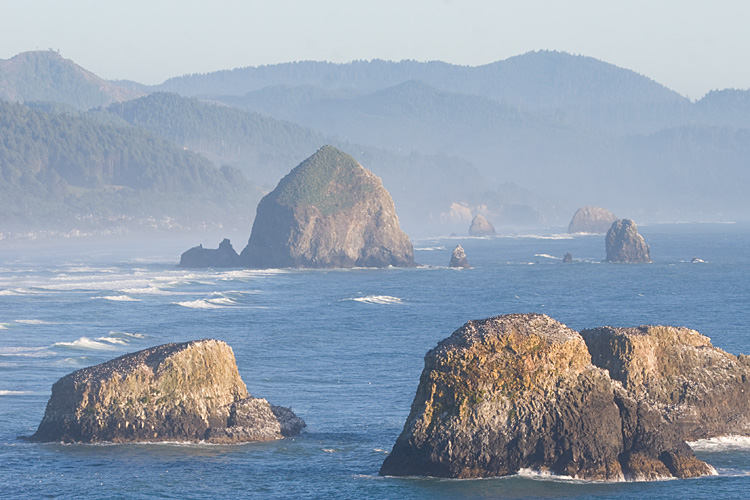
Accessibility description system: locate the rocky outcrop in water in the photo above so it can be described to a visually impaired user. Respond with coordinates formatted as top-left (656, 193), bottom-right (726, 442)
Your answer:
top-left (238, 146), bottom-right (415, 268)
top-left (563, 252), bottom-right (573, 263)
top-left (581, 325), bottom-right (750, 440)
top-left (178, 238), bottom-right (240, 268)
top-left (27, 339), bottom-right (304, 443)
top-left (449, 244), bottom-right (470, 268)
top-left (468, 214), bottom-right (495, 236)
top-left (568, 206), bottom-right (618, 233)
top-left (605, 219), bottom-right (652, 263)
top-left (380, 313), bottom-right (712, 480)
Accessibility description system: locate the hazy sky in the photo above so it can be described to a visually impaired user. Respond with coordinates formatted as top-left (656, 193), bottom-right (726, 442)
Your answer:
top-left (2, 0), bottom-right (748, 98)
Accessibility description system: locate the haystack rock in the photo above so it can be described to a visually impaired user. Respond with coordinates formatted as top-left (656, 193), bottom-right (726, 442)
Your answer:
top-left (178, 238), bottom-right (239, 268)
top-left (449, 244), bottom-right (470, 268)
top-left (468, 214), bottom-right (495, 236)
top-left (568, 206), bottom-right (618, 234)
top-left (605, 219), bottom-right (652, 263)
top-left (581, 325), bottom-right (750, 440)
top-left (238, 146), bottom-right (415, 268)
top-left (26, 339), bottom-right (304, 443)
top-left (380, 313), bottom-right (713, 481)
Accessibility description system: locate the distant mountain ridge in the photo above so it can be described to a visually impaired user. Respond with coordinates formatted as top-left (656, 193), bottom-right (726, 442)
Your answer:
top-left (0, 50), bottom-right (144, 110)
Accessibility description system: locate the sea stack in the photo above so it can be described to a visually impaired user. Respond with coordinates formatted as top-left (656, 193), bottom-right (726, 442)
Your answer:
top-left (568, 206), bottom-right (618, 234)
top-left (238, 146), bottom-right (415, 268)
top-left (178, 238), bottom-right (240, 268)
top-left (380, 313), bottom-right (713, 480)
top-left (604, 219), bottom-right (652, 263)
top-left (468, 214), bottom-right (495, 236)
top-left (581, 325), bottom-right (750, 440)
top-left (449, 244), bottom-right (470, 268)
top-left (27, 340), bottom-right (304, 443)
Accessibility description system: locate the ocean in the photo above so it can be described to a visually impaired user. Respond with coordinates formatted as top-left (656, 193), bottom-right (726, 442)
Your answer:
top-left (1, 222), bottom-right (749, 499)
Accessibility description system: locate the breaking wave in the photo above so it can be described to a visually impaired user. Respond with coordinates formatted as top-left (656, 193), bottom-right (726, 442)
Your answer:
top-left (344, 295), bottom-right (404, 305)
top-left (93, 295), bottom-right (141, 302)
top-left (0, 390), bottom-right (31, 396)
top-left (53, 337), bottom-right (117, 351)
top-left (689, 435), bottom-right (750, 452)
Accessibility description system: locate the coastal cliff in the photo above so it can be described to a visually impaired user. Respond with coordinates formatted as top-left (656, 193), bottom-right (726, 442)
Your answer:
top-left (380, 313), bottom-right (712, 480)
top-left (27, 339), bottom-right (304, 443)
top-left (581, 325), bottom-right (750, 440)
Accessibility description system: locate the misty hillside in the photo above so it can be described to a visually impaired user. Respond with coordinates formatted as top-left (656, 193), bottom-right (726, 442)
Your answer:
top-left (99, 92), bottom-right (534, 234)
top-left (2, 49), bottom-right (750, 238)
top-left (0, 51), bottom-right (144, 110)
top-left (0, 100), bottom-right (261, 234)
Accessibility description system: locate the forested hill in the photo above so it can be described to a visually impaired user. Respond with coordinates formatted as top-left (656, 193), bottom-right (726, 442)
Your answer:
top-left (103, 92), bottom-right (326, 188)
top-left (0, 101), bottom-right (261, 234)
top-left (0, 51), bottom-right (143, 110)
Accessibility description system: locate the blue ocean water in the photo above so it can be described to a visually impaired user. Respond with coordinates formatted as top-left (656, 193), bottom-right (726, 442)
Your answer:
top-left (1, 223), bottom-right (749, 500)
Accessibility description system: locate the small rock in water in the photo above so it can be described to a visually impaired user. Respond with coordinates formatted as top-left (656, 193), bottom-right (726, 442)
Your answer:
top-left (563, 252), bottom-right (573, 263)
top-left (449, 244), bottom-right (471, 268)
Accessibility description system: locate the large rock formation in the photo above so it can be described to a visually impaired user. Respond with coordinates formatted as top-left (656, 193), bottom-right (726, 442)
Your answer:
top-left (448, 244), bottom-right (470, 268)
top-left (178, 238), bottom-right (240, 268)
top-left (581, 325), bottom-right (750, 440)
top-left (468, 214), bottom-right (496, 236)
top-left (380, 313), bottom-right (712, 480)
top-left (238, 146), bottom-right (416, 268)
top-left (568, 206), bottom-right (618, 234)
top-left (604, 219), bottom-right (652, 263)
top-left (27, 339), bottom-right (304, 443)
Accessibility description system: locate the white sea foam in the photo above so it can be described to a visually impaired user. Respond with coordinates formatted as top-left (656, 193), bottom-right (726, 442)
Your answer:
top-left (344, 295), bottom-right (404, 305)
top-left (53, 337), bottom-right (117, 350)
top-left (94, 295), bottom-right (141, 302)
top-left (0, 390), bottom-right (31, 396)
top-left (534, 254), bottom-right (561, 260)
top-left (96, 336), bottom-right (130, 345)
top-left (14, 319), bottom-right (53, 325)
top-left (503, 234), bottom-right (574, 240)
top-left (414, 246), bottom-right (446, 251)
top-left (0, 346), bottom-right (50, 357)
top-left (689, 435), bottom-right (750, 452)
top-left (173, 299), bottom-right (225, 309)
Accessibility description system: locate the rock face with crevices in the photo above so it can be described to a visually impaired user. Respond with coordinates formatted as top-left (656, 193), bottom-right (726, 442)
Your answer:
top-left (27, 339), bottom-right (304, 443)
top-left (238, 146), bottom-right (415, 268)
top-left (581, 325), bottom-right (750, 440)
top-left (380, 313), bottom-right (712, 480)
top-left (568, 207), bottom-right (618, 234)
top-left (605, 219), bottom-right (652, 263)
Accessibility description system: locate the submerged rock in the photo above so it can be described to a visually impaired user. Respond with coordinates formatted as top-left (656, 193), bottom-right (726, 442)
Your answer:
top-left (178, 238), bottom-right (239, 268)
top-left (380, 313), bottom-right (712, 480)
top-left (468, 214), bottom-right (496, 236)
top-left (563, 252), bottom-right (573, 263)
top-left (26, 339), bottom-right (304, 443)
top-left (581, 325), bottom-right (750, 440)
top-left (449, 244), bottom-right (470, 268)
top-left (604, 219), bottom-right (652, 263)
top-left (568, 206), bottom-right (618, 234)
top-left (238, 145), bottom-right (415, 268)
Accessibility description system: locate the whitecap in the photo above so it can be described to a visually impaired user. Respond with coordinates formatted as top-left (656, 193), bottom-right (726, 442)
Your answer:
top-left (0, 390), bottom-right (31, 396)
top-left (414, 246), bottom-right (446, 251)
top-left (96, 336), bottom-right (130, 345)
top-left (53, 337), bottom-right (117, 351)
top-left (93, 295), bottom-right (141, 302)
top-left (322, 448), bottom-right (337, 453)
top-left (14, 319), bottom-right (53, 325)
top-left (0, 346), bottom-right (50, 357)
top-left (534, 254), bottom-right (561, 260)
top-left (689, 435), bottom-right (750, 452)
top-left (344, 295), bottom-right (404, 305)
top-left (173, 300), bottom-right (225, 309)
